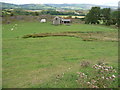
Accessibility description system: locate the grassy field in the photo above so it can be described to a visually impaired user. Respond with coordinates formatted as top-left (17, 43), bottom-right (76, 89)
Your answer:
top-left (2, 22), bottom-right (118, 88)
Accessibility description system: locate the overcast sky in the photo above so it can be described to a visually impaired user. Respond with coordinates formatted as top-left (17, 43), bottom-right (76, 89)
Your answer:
top-left (0, 0), bottom-right (119, 6)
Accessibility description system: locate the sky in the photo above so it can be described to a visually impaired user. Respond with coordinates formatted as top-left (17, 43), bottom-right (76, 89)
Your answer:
top-left (0, 0), bottom-right (119, 6)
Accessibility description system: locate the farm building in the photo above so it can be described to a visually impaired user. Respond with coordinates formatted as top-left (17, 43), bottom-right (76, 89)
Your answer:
top-left (53, 16), bottom-right (62, 25)
top-left (61, 19), bottom-right (71, 24)
top-left (53, 16), bottom-right (71, 25)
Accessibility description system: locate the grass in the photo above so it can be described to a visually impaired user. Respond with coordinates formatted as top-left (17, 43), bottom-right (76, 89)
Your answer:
top-left (2, 22), bottom-right (117, 38)
top-left (2, 22), bottom-right (118, 88)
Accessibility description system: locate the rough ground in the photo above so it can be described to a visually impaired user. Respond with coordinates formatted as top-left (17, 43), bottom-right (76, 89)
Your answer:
top-left (23, 31), bottom-right (118, 42)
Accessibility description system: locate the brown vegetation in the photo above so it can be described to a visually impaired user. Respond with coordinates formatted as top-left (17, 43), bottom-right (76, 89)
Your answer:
top-left (22, 31), bottom-right (118, 42)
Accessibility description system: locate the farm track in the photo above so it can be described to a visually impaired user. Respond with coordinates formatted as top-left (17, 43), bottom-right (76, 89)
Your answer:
top-left (22, 31), bottom-right (118, 42)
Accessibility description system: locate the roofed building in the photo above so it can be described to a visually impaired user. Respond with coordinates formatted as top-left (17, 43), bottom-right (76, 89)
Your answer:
top-left (53, 16), bottom-right (71, 25)
top-left (53, 16), bottom-right (62, 25)
top-left (61, 19), bottom-right (71, 24)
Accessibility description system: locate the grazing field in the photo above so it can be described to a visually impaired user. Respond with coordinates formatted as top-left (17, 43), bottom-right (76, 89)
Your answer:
top-left (2, 22), bottom-right (118, 88)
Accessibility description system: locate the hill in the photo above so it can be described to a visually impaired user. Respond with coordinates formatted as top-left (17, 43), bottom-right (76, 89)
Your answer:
top-left (1, 2), bottom-right (55, 10)
top-left (46, 4), bottom-right (117, 10)
top-left (1, 2), bottom-right (118, 10)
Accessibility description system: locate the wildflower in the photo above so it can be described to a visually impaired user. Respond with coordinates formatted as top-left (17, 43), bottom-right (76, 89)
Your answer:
top-left (102, 76), bottom-right (104, 79)
top-left (82, 73), bottom-right (85, 76)
top-left (110, 66), bottom-right (113, 69)
top-left (80, 76), bottom-right (83, 78)
top-left (106, 78), bottom-right (109, 80)
top-left (92, 85), bottom-right (98, 88)
top-left (112, 75), bottom-right (115, 78)
top-left (102, 63), bottom-right (105, 65)
top-left (95, 64), bottom-right (98, 66)
top-left (94, 67), bottom-right (97, 69)
top-left (98, 65), bottom-right (102, 68)
top-left (87, 82), bottom-right (90, 84)
top-left (104, 69), bottom-right (108, 71)
top-left (103, 66), bottom-right (106, 69)
top-left (77, 64), bottom-right (117, 88)
top-left (109, 77), bottom-right (112, 79)
top-left (101, 67), bottom-right (104, 69)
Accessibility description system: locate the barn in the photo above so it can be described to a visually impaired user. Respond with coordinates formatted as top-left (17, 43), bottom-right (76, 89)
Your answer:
top-left (53, 16), bottom-right (62, 25)
top-left (53, 16), bottom-right (71, 25)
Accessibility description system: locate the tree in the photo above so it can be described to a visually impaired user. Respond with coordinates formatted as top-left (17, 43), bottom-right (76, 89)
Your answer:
top-left (85, 7), bottom-right (101, 24)
top-left (10, 13), bottom-right (14, 16)
top-left (101, 8), bottom-right (111, 25)
top-left (111, 10), bottom-right (120, 27)
top-left (34, 12), bottom-right (39, 16)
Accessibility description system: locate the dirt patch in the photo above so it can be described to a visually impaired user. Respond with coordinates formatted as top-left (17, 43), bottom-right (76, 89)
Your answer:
top-left (22, 31), bottom-right (118, 42)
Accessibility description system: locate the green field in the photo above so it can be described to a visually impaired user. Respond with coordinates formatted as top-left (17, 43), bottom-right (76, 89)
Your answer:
top-left (2, 22), bottom-right (118, 88)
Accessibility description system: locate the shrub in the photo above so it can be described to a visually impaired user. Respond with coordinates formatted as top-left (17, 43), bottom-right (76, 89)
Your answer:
top-left (80, 61), bottom-right (91, 68)
top-left (76, 63), bottom-right (117, 88)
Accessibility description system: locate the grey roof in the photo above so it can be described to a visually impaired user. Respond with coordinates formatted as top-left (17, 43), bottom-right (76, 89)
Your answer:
top-left (62, 19), bottom-right (71, 21)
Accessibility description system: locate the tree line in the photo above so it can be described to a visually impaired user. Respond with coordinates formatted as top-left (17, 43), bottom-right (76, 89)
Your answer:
top-left (2, 9), bottom-right (85, 16)
top-left (85, 7), bottom-right (120, 26)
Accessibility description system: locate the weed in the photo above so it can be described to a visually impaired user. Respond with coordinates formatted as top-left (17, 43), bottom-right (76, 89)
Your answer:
top-left (76, 63), bottom-right (117, 88)
top-left (80, 61), bottom-right (91, 68)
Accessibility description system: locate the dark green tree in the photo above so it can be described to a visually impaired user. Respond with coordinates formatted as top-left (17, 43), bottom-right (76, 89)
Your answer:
top-left (10, 13), bottom-right (14, 16)
top-left (111, 10), bottom-right (120, 27)
top-left (34, 12), bottom-right (39, 16)
top-left (101, 8), bottom-right (111, 25)
top-left (85, 7), bottom-right (101, 24)
top-left (31, 12), bottom-right (40, 16)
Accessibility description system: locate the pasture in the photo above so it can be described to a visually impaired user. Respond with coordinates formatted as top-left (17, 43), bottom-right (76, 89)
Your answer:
top-left (2, 22), bottom-right (118, 88)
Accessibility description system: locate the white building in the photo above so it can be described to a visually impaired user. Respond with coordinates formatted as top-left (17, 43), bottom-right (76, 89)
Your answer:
top-left (40, 19), bottom-right (46, 23)
top-left (53, 16), bottom-right (61, 25)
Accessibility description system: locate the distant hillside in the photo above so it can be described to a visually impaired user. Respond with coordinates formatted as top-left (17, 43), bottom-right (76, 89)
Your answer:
top-left (1, 2), bottom-right (55, 10)
top-left (1, 2), bottom-right (118, 10)
top-left (20, 4), bottom-right (55, 10)
top-left (1, 2), bottom-right (21, 9)
top-left (45, 4), bottom-right (117, 10)
top-left (45, 4), bottom-right (94, 10)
